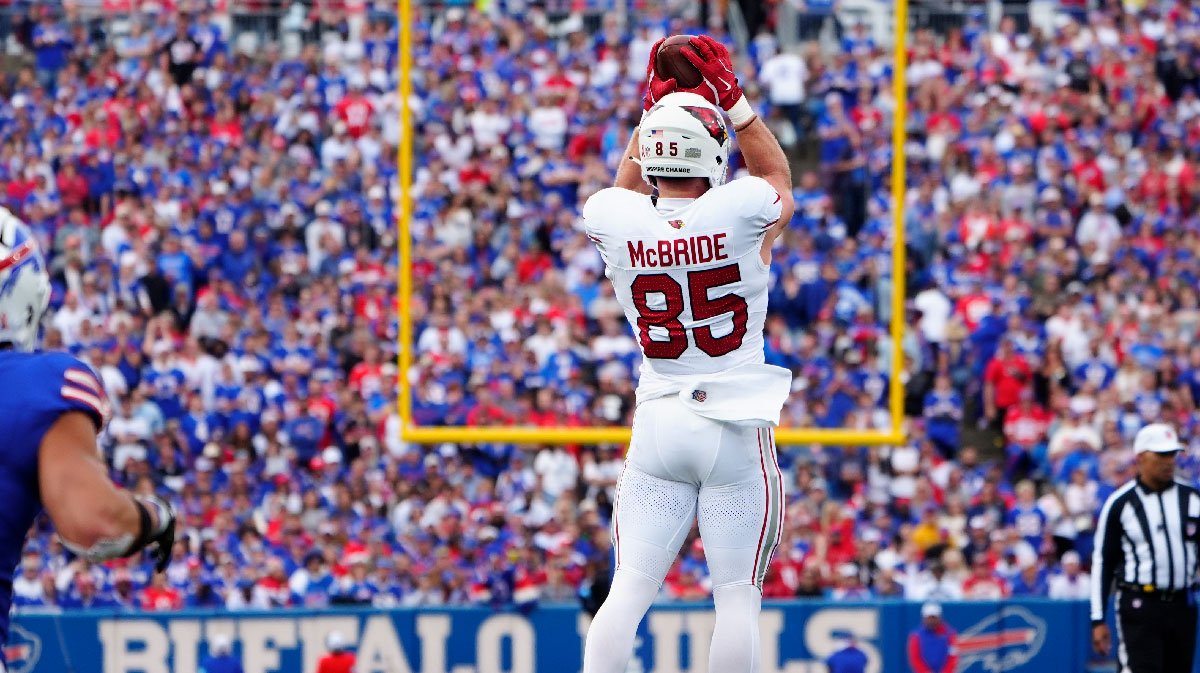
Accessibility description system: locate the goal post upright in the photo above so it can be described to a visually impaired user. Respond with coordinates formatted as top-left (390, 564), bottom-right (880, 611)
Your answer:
top-left (398, 0), bottom-right (909, 447)
top-left (398, 0), bottom-right (414, 428)
top-left (888, 0), bottom-right (909, 440)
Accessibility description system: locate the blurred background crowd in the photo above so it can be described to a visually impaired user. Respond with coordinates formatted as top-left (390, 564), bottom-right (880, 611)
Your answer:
top-left (1, 0), bottom-right (1197, 617)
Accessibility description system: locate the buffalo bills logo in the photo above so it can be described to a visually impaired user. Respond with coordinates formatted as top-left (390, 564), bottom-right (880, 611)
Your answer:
top-left (955, 606), bottom-right (1046, 672)
top-left (670, 219), bottom-right (685, 229)
top-left (681, 106), bottom-right (728, 146)
top-left (692, 389), bottom-right (706, 402)
top-left (5, 624), bottom-right (42, 673)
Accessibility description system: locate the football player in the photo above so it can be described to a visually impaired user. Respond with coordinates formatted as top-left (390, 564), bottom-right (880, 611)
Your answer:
top-left (0, 207), bottom-right (176, 664)
top-left (581, 36), bottom-right (795, 673)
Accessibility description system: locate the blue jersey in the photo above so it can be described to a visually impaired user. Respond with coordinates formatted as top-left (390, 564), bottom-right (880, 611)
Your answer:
top-left (0, 351), bottom-right (107, 651)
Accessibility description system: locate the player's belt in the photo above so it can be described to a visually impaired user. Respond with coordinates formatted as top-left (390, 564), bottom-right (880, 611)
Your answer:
top-left (1118, 582), bottom-right (1193, 601)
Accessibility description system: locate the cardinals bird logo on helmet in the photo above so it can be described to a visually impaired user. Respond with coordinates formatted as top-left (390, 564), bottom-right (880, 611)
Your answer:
top-left (680, 105), bottom-right (728, 146)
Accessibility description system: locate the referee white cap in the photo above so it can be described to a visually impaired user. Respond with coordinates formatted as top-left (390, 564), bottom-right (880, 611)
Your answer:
top-left (1134, 423), bottom-right (1184, 454)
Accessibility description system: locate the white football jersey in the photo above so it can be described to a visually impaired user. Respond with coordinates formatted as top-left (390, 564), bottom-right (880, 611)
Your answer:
top-left (583, 177), bottom-right (791, 423)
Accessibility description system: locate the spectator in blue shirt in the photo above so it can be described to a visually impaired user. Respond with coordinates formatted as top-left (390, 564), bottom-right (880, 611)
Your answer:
top-left (826, 630), bottom-right (868, 673)
top-left (1009, 560), bottom-right (1049, 597)
top-left (199, 635), bottom-right (243, 673)
top-left (157, 237), bottom-right (194, 295)
top-left (924, 375), bottom-right (964, 458)
top-left (58, 573), bottom-right (118, 609)
top-left (31, 9), bottom-right (71, 90)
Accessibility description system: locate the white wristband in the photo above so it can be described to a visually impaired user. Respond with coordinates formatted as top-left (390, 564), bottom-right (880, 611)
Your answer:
top-left (727, 96), bottom-right (756, 128)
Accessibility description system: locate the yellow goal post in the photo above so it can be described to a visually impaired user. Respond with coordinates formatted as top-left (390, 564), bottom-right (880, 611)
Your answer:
top-left (396, 0), bottom-right (909, 446)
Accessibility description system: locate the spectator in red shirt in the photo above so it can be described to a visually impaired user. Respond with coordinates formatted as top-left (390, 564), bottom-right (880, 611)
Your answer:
top-left (957, 201), bottom-right (999, 252)
top-left (823, 523), bottom-right (859, 568)
top-left (334, 77), bottom-right (374, 139)
top-left (466, 386), bottom-right (514, 426)
top-left (1003, 388), bottom-right (1052, 480)
top-left (4, 168), bottom-right (35, 205)
top-left (210, 102), bottom-right (244, 145)
top-left (254, 557), bottom-right (293, 608)
top-left (954, 283), bottom-right (992, 333)
top-left (849, 87), bottom-right (884, 133)
top-left (761, 563), bottom-right (794, 599)
top-left (1071, 143), bottom-right (1105, 194)
top-left (984, 339), bottom-right (1032, 437)
top-left (997, 205), bottom-right (1033, 267)
top-left (139, 572), bottom-right (183, 611)
top-left (516, 244), bottom-right (554, 284)
top-left (316, 631), bottom-right (356, 673)
top-left (542, 64), bottom-right (577, 97)
top-left (664, 564), bottom-right (709, 600)
top-left (348, 344), bottom-right (385, 397)
top-left (961, 554), bottom-right (1008, 599)
top-left (56, 161), bottom-right (90, 210)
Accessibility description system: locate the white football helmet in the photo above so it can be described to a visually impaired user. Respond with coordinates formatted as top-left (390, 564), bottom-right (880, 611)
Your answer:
top-left (639, 91), bottom-right (731, 188)
top-left (0, 207), bottom-right (50, 352)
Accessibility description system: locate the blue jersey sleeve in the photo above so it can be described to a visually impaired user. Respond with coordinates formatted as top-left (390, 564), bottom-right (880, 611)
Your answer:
top-left (28, 352), bottom-right (109, 431)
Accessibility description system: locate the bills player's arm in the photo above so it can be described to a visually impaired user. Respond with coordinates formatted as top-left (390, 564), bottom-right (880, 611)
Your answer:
top-left (37, 366), bottom-right (176, 572)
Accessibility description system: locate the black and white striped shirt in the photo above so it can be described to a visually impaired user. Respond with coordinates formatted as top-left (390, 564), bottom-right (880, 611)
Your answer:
top-left (1091, 478), bottom-right (1200, 622)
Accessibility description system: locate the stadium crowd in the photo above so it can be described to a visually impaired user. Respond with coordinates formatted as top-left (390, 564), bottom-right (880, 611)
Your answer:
top-left (3, 0), bottom-right (1200, 614)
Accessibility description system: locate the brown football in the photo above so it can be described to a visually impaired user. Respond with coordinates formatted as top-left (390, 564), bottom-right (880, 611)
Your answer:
top-left (655, 34), bottom-right (703, 89)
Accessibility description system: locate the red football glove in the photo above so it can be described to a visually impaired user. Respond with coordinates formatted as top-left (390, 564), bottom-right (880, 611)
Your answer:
top-left (643, 37), bottom-right (679, 112)
top-left (681, 35), bottom-right (744, 111)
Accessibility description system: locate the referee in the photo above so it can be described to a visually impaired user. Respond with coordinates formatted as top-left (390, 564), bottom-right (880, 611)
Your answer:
top-left (1091, 423), bottom-right (1200, 672)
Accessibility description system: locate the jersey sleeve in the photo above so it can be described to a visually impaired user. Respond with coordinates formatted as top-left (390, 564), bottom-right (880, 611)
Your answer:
top-left (737, 176), bottom-right (784, 229)
top-left (582, 187), bottom-right (623, 266)
top-left (37, 353), bottom-right (110, 431)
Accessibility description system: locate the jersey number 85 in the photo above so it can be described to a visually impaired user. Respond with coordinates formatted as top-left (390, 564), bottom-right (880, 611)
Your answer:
top-left (631, 263), bottom-right (747, 359)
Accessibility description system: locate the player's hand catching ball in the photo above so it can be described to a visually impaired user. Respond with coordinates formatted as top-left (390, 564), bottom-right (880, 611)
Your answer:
top-left (681, 35), bottom-right (743, 112)
top-left (680, 35), bottom-right (757, 128)
top-left (643, 37), bottom-right (680, 112)
top-left (139, 494), bottom-right (177, 573)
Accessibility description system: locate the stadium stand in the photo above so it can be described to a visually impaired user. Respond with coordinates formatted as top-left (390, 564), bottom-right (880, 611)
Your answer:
top-left (2, 0), bottom-right (1199, 614)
